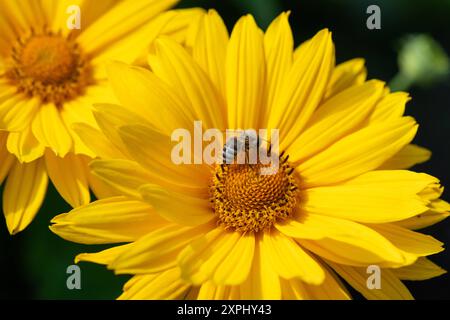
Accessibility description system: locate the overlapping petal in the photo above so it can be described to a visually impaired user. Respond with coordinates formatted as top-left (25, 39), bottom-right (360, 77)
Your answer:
top-left (3, 158), bottom-right (48, 234)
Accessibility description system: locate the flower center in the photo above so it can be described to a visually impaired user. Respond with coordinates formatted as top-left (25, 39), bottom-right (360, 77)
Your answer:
top-left (6, 31), bottom-right (93, 106)
top-left (211, 153), bottom-right (299, 233)
top-left (21, 36), bottom-right (77, 83)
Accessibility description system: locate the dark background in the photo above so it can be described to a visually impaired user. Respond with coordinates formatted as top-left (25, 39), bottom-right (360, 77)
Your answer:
top-left (0, 0), bottom-right (449, 299)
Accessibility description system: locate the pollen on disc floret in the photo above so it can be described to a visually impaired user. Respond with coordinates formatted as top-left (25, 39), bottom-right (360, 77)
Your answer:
top-left (211, 153), bottom-right (299, 233)
top-left (6, 28), bottom-right (93, 106)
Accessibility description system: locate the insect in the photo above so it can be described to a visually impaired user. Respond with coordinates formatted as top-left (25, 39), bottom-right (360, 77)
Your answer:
top-left (222, 130), bottom-right (265, 165)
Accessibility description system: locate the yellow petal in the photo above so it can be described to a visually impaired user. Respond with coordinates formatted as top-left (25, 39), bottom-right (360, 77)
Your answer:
top-left (6, 126), bottom-right (45, 163)
top-left (226, 14), bottom-right (266, 129)
top-left (92, 8), bottom-right (205, 76)
top-left (195, 284), bottom-right (218, 300)
top-left (263, 12), bottom-right (293, 123)
top-left (149, 37), bottom-right (226, 130)
top-left (379, 144), bottom-right (431, 170)
top-left (178, 228), bottom-right (255, 285)
top-left (89, 159), bottom-right (155, 198)
top-left (324, 58), bottom-right (367, 99)
top-left (91, 103), bottom-right (154, 157)
top-left (288, 39), bottom-right (308, 72)
top-left (303, 170), bottom-right (436, 223)
top-left (45, 151), bottom-right (90, 208)
top-left (106, 62), bottom-right (194, 134)
top-left (275, 214), bottom-right (326, 241)
top-left (227, 286), bottom-right (241, 300)
top-left (85, 162), bottom-right (122, 199)
top-left (392, 257), bottom-right (446, 280)
top-left (110, 223), bottom-right (211, 274)
top-left (72, 123), bottom-right (125, 159)
top-left (1, 0), bottom-right (44, 34)
top-left (118, 268), bottom-right (190, 300)
top-left (395, 208), bottom-right (449, 230)
top-left (280, 278), bottom-right (309, 299)
top-left (303, 265), bottom-right (351, 300)
top-left (177, 228), bottom-right (230, 284)
top-left (0, 13), bottom-right (17, 51)
top-left (282, 214), bottom-right (407, 267)
top-left (268, 28), bottom-right (334, 149)
top-left (261, 229), bottom-right (324, 284)
top-left (0, 95), bottom-right (39, 131)
top-left (197, 282), bottom-right (237, 300)
top-left (419, 183), bottom-right (444, 202)
top-left (139, 184), bottom-right (214, 226)
top-left (3, 158), bottom-right (48, 234)
top-left (32, 103), bottom-right (72, 157)
top-left (74, 82), bottom-right (118, 107)
top-left (192, 9), bottom-right (229, 98)
top-left (370, 91), bottom-right (409, 123)
top-left (0, 86), bottom-right (17, 104)
top-left (297, 117), bottom-right (418, 187)
top-left (240, 234), bottom-right (281, 299)
top-left (118, 124), bottom-right (210, 190)
top-left (282, 264), bottom-right (351, 300)
top-left (210, 232), bottom-right (255, 285)
top-left (59, 99), bottom-right (98, 158)
top-left (368, 223), bottom-right (444, 258)
top-left (75, 243), bottom-right (133, 265)
top-left (77, 0), bottom-right (177, 54)
top-left (328, 262), bottom-right (414, 300)
top-left (0, 133), bottom-right (16, 184)
top-left (51, 196), bottom-right (166, 245)
top-left (289, 80), bottom-right (384, 164)
top-left (158, 8), bottom-right (205, 48)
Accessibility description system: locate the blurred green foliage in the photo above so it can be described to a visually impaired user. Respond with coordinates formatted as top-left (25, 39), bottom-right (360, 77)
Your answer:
top-left (390, 34), bottom-right (449, 91)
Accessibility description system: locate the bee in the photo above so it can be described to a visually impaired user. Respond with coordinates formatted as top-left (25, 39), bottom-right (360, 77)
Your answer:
top-left (222, 130), bottom-right (264, 164)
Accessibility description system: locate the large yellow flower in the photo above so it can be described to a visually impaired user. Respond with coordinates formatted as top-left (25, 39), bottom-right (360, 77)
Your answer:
top-left (0, 0), bottom-right (202, 234)
top-left (51, 11), bottom-right (449, 299)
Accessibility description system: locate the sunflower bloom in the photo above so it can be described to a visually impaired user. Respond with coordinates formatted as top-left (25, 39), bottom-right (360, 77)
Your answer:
top-left (0, 0), bottom-right (202, 234)
top-left (51, 11), bottom-right (449, 299)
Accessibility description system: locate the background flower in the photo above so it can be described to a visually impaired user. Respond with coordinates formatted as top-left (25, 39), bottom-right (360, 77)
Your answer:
top-left (0, 0), bottom-right (202, 234)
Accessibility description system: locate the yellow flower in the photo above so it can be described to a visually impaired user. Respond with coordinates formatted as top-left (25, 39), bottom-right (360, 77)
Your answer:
top-left (0, 0), bottom-right (202, 234)
top-left (51, 11), bottom-right (449, 299)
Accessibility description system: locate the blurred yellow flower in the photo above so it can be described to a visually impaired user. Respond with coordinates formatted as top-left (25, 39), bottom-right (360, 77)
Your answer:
top-left (0, 0), bottom-right (202, 234)
top-left (51, 10), bottom-right (449, 299)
